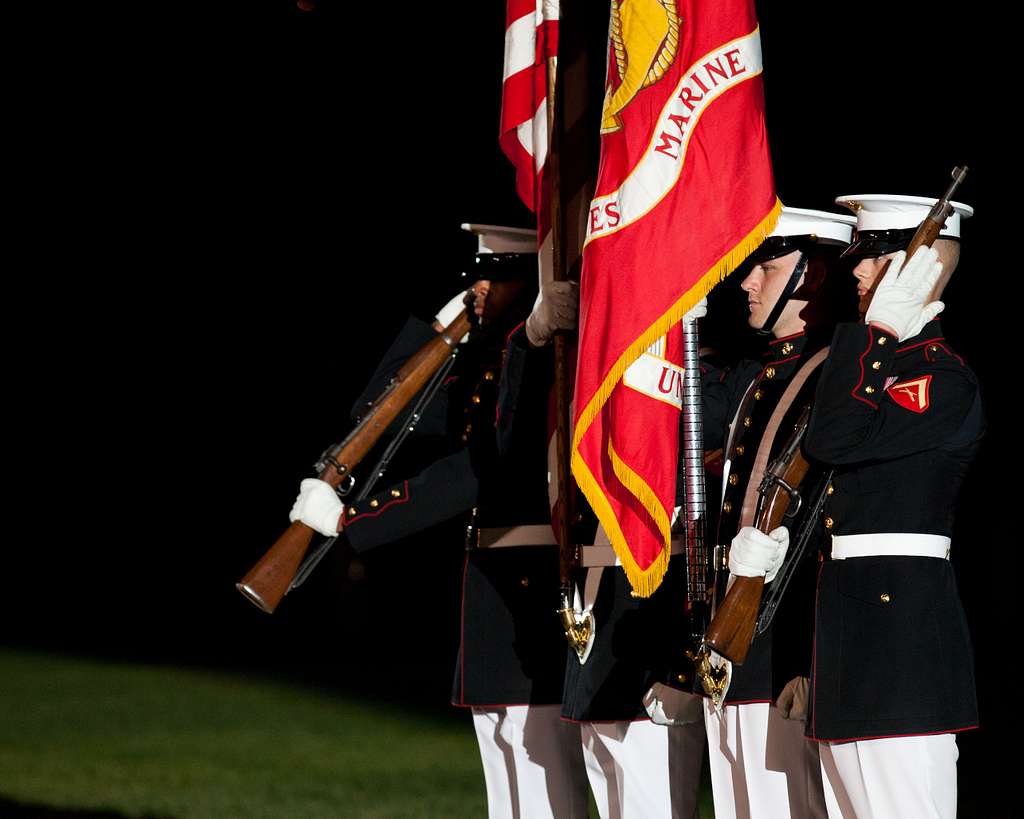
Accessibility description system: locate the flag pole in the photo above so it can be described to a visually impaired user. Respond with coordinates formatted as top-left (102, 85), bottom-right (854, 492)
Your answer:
top-left (546, 11), bottom-right (590, 660)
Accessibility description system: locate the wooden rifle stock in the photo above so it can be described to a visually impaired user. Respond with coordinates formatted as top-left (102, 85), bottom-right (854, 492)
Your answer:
top-left (237, 310), bottom-right (474, 613)
top-left (703, 409), bottom-right (812, 664)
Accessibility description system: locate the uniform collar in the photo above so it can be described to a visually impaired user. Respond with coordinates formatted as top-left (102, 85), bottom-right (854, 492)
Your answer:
top-left (760, 331), bottom-right (807, 380)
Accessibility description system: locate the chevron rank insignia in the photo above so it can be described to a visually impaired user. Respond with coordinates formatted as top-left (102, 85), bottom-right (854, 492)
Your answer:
top-left (886, 375), bottom-right (932, 413)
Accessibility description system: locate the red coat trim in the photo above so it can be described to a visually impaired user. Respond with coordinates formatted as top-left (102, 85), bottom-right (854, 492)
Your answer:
top-left (346, 480), bottom-right (410, 525)
top-left (809, 724), bottom-right (979, 744)
top-left (851, 325), bottom-right (881, 408)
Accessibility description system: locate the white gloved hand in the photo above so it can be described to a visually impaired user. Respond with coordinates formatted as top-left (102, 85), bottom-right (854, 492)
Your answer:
top-left (289, 478), bottom-right (344, 536)
top-left (728, 525), bottom-right (789, 583)
top-left (434, 290), bottom-right (471, 343)
top-left (865, 246), bottom-right (945, 341)
top-left (525, 280), bottom-right (579, 347)
top-left (775, 676), bottom-right (809, 721)
top-left (682, 297), bottom-right (708, 324)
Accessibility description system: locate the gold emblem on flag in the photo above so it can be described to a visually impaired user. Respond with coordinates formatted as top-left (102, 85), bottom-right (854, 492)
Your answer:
top-left (602, 0), bottom-right (680, 134)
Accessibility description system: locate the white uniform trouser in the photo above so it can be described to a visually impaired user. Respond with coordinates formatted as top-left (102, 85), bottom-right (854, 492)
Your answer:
top-left (819, 734), bottom-right (958, 819)
top-left (471, 705), bottom-right (589, 819)
top-left (580, 718), bottom-right (704, 819)
top-left (704, 700), bottom-right (827, 819)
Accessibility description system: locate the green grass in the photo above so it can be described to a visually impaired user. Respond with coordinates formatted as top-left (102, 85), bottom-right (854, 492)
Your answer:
top-left (0, 650), bottom-right (715, 818)
top-left (0, 650), bottom-right (487, 818)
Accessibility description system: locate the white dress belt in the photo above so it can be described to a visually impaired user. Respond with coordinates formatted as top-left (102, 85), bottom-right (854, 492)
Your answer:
top-left (831, 533), bottom-right (950, 561)
top-left (581, 539), bottom-right (684, 568)
top-left (476, 525), bottom-right (558, 549)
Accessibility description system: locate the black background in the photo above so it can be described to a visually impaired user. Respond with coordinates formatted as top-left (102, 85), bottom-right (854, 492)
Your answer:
top-left (7, 2), bottom-right (1011, 815)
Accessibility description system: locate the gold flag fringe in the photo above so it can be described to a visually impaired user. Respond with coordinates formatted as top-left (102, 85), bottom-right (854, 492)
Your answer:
top-left (571, 198), bottom-right (783, 597)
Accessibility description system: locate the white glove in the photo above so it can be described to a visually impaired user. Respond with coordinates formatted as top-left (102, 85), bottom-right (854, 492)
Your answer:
top-left (644, 683), bottom-right (704, 725)
top-left (434, 290), bottom-right (471, 343)
top-left (776, 676), bottom-right (809, 721)
top-left (525, 280), bottom-right (579, 347)
top-left (865, 246), bottom-right (945, 341)
top-left (289, 478), bottom-right (344, 536)
top-left (682, 297), bottom-right (708, 324)
top-left (728, 525), bottom-right (789, 583)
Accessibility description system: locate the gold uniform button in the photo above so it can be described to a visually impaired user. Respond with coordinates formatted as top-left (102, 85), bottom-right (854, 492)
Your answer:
top-left (743, 417), bottom-right (752, 428)
top-left (630, 591), bottom-right (641, 598)
top-left (754, 390), bottom-right (763, 400)
top-left (677, 673), bottom-right (688, 684)
top-left (765, 367), bottom-right (776, 379)
top-left (928, 345), bottom-right (939, 353)
top-left (471, 394), bottom-right (481, 404)
top-left (390, 488), bottom-right (402, 498)
top-left (877, 336), bottom-right (887, 346)
top-left (781, 342), bottom-right (794, 355)
top-left (872, 361), bottom-right (882, 370)
top-left (348, 507), bottom-right (358, 516)
top-left (826, 484), bottom-right (834, 496)
top-left (520, 577), bottom-right (530, 588)
top-left (864, 386), bottom-right (875, 394)
top-left (464, 423), bottom-right (473, 434)
top-left (461, 434), bottom-right (469, 443)
top-left (729, 474), bottom-right (739, 486)
top-left (369, 499), bottom-right (379, 508)
top-left (484, 370), bottom-right (496, 381)
top-left (824, 516), bottom-right (834, 529)
top-left (723, 502), bottom-right (733, 514)
top-left (880, 593), bottom-right (891, 604)
top-left (735, 445), bottom-right (745, 456)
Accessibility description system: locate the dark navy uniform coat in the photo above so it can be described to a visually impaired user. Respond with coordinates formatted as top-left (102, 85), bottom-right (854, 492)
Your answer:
top-left (803, 320), bottom-right (982, 741)
top-left (340, 317), bottom-right (568, 706)
top-left (703, 331), bottom-right (832, 705)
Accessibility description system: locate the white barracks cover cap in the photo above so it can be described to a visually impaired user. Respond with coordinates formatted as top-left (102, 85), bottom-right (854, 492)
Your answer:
top-left (835, 194), bottom-right (974, 238)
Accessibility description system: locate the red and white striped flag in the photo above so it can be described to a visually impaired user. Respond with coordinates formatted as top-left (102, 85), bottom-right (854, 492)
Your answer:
top-left (500, 0), bottom-right (559, 224)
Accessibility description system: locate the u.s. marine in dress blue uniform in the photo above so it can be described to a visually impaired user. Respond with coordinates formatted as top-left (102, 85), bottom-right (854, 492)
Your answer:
top-left (291, 232), bottom-right (589, 819)
top-left (804, 193), bottom-right (981, 819)
top-left (697, 207), bottom-right (857, 819)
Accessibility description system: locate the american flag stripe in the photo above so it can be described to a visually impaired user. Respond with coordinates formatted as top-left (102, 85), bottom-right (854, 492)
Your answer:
top-left (500, 1), bottom-right (559, 216)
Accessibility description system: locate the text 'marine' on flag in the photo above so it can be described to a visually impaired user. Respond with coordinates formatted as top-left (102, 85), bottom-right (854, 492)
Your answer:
top-left (571, 0), bottom-right (781, 597)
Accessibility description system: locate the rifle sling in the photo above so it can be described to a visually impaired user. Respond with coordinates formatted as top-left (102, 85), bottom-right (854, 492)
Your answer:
top-left (739, 348), bottom-right (830, 528)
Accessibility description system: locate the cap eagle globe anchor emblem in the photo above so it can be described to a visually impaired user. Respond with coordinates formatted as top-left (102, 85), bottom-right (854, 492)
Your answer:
top-left (602, 0), bottom-right (681, 133)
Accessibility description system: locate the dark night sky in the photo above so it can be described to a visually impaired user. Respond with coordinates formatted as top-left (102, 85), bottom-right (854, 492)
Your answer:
top-left (8, 1), bottom-right (1010, 813)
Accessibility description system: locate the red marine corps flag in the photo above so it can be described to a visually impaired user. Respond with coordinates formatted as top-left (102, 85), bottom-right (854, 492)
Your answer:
top-left (572, 0), bottom-right (781, 596)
